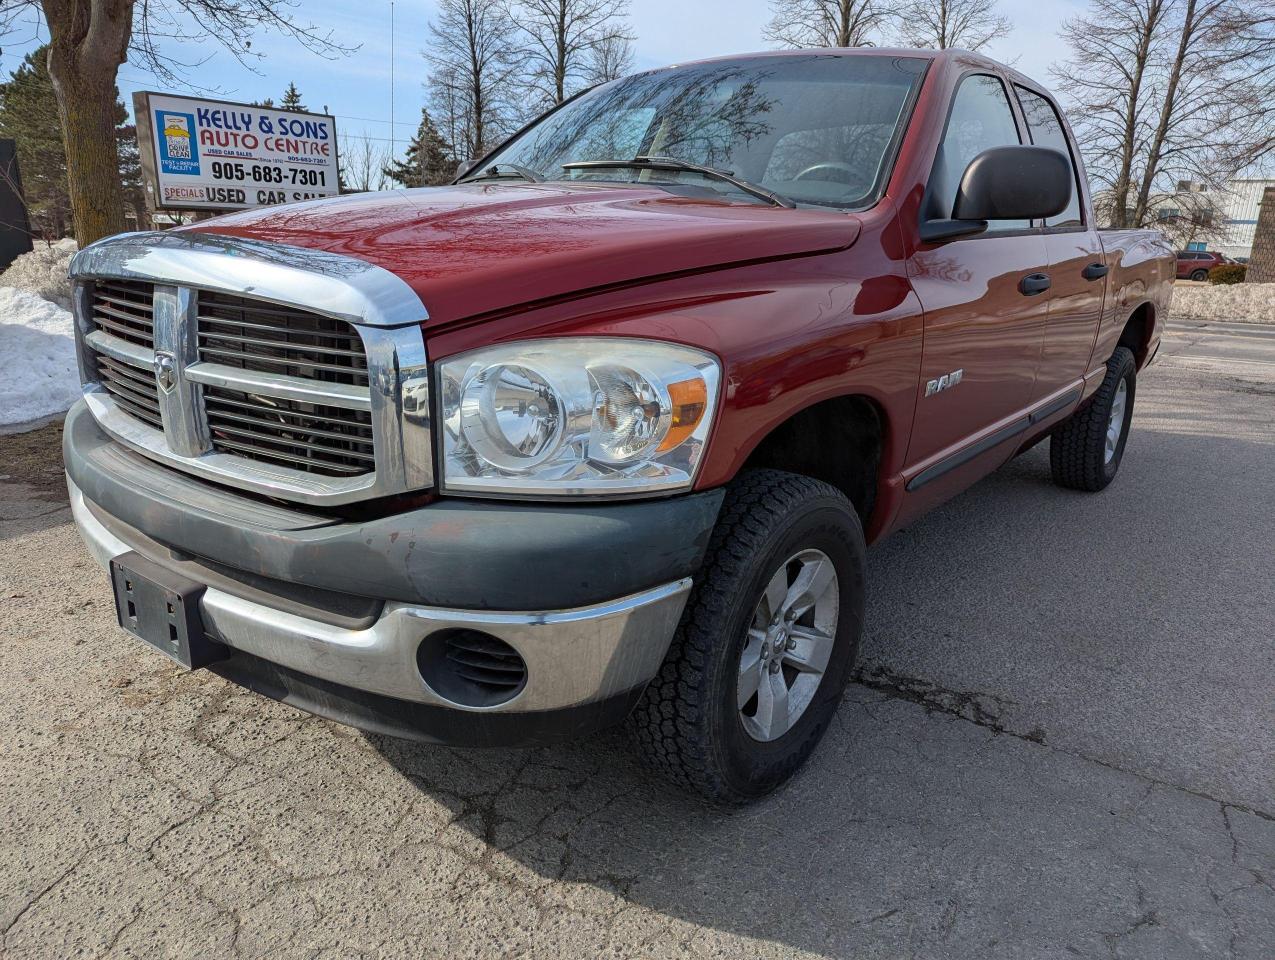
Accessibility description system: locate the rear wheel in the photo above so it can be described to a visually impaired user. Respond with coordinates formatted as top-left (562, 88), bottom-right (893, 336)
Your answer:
top-left (1050, 346), bottom-right (1136, 492)
top-left (628, 469), bottom-right (865, 805)
top-left (1190, 268), bottom-right (1209, 282)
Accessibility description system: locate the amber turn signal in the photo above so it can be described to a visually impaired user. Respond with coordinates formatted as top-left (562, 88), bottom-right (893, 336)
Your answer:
top-left (658, 377), bottom-right (708, 453)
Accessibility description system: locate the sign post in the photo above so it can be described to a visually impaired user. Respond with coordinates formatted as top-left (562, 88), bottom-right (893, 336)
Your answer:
top-left (133, 92), bottom-right (340, 213)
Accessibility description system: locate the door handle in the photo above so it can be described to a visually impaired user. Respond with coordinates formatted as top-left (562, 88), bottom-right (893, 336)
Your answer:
top-left (1082, 262), bottom-right (1109, 280)
top-left (1019, 273), bottom-right (1052, 296)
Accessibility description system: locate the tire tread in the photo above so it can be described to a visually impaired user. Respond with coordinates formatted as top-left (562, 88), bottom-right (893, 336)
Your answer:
top-left (1050, 346), bottom-right (1136, 491)
top-left (628, 469), bottom-right (860, 804)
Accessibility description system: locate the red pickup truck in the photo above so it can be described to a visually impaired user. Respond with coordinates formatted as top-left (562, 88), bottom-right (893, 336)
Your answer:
top-left (65, 48), bottom-right (1172, 803)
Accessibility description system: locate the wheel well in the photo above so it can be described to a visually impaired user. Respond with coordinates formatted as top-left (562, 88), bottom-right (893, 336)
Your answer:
top-left (1118, 303), bottom-right (1154, 368)
top-left (741, 395), bottom-right (884, 528)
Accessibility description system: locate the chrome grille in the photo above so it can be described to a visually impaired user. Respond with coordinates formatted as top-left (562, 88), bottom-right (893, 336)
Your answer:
top-left (194, 293), bottom-right (374, 477)
top-left (196, 292), bottom-right (370, 386)
top-left (69, 230), bottom-right (432, 507)
top-left (90, 279), bottom-right (154, 347)
top-left (90, 280), bottom-right (162, 423)
top-left (202, 385), bottom-right (375, 477)
top-left (96, 356), bottom-right (163, 428)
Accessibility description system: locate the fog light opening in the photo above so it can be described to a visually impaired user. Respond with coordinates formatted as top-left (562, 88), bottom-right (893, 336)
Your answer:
top-left (416, 629), bottom-right (528, 708)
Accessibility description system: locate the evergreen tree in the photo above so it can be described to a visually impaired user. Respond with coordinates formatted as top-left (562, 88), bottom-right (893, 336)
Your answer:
top-left (0, 48), bottom-right (70, 239)
top-left (382, 109), bottom-right (455, 187)
top-left (280, 83), bottom-right (306, 112)
top-left (0, 46), bottom-right (142, 239)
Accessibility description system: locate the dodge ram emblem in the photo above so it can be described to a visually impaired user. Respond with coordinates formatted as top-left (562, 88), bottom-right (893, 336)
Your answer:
top-left (154, 351), bottom-right (177, 393)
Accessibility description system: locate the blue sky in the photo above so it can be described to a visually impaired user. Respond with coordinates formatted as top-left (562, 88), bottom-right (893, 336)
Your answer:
top-left (0, 0), bottom-right (1084, 163)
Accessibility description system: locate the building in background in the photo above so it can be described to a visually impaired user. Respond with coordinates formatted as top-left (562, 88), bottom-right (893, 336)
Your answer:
top-left (1208, 179), bottom-right (1274, 260)
top-left (1095, 178), bottom-right (1275, 258)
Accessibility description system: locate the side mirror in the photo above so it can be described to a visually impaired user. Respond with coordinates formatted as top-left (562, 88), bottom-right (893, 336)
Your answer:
top-left (954, 145), bottom-right (1071, 221)
top-left (920, 145), bottom-right (1072, 243)
top-left (455, 158), bottom-right (478, 179)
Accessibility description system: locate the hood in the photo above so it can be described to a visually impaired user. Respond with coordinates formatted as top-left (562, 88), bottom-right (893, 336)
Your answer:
top-left (187, 183), bottom-right (860, 327)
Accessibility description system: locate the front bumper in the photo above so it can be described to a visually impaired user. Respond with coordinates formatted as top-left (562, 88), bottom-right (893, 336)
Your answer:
top-left (63, 402), bottom-right (721, 746)
top-left (69, 478), bottom-right (691, 743)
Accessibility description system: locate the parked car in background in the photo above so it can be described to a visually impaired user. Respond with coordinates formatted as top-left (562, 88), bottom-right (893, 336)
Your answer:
top-left (63, 48), bottom-right (1174, 804)
top-left (1177, 249), bottom-right (1226, 281)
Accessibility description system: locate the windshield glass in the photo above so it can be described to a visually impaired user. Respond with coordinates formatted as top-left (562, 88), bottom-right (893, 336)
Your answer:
top-left (476, 54), bottom-right (928, 209)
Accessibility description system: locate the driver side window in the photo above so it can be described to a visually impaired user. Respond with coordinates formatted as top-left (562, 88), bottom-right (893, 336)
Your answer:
top-left (929, 74), bottom-right (1028, 231)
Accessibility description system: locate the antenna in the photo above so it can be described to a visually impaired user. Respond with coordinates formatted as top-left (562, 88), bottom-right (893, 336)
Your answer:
top-left (389, 0), bottom-right (396, 164)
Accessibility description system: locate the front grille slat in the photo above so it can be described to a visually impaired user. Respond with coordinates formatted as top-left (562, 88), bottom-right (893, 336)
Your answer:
top-left (107, 396), bottom-right (164, 429)
top-left (210, 437), bottom-right (369, 475)
top-left (99, 370), bottom-right (160, 411)
top-left (200, 406), bottom-right (376, 448)
top-left (84, 279), bottom-right (378, 481)
top-left (206, 423), bottom-right (375, 462)
top-left (198, 345), bottom-right (371, 379)
top-left (201, 390), bottom-right (371, 430)
top-left (94, 301), bottom-right (157, 328)
top-left (199, 330), bottom-right (367, 359)
top-left (199, 315), bottom-right (364, 343)
top-left (98, 356), bottom-right (157, 390)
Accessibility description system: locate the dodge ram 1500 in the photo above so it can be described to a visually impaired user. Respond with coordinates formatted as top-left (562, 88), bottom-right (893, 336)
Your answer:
top-left (64, 48), bottom-right (1173, 803)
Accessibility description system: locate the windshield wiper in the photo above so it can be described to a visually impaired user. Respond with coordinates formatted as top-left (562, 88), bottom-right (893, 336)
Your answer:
top-left (561, 155), bottom-right (795, 208)
top-left (461, 162), bottom-right (545, 184)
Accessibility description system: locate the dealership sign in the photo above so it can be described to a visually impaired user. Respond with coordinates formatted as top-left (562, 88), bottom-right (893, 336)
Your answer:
top-left (133, 92), bottom-right (340, 212)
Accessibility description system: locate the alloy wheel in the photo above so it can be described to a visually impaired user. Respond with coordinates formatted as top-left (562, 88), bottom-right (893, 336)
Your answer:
top-left (1105, 378), bottom-right (1128, 464)
top-left (737, 549), bottom-right (840, 742)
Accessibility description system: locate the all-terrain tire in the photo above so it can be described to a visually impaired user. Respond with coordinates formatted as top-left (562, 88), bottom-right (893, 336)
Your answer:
top-left (1050, 346), bottom-right (1137, 492)
top-left (628, 469), bottom-right (866, 805)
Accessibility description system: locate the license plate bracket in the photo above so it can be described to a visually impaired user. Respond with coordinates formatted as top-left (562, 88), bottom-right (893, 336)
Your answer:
top-left (110, 551), bottom-right (227, 670)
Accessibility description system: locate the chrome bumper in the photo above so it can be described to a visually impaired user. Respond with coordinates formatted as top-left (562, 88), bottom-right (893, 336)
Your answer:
top-left (68, 477), bottom-right (690, 714)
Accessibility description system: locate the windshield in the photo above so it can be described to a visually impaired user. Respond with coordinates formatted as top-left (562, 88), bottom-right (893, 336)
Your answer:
top-left (475, 54), bottom-right (928, 209)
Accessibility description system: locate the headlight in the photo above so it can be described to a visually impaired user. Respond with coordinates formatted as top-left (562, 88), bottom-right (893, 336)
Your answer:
top-left (438, 338), bottom-right (720, 497)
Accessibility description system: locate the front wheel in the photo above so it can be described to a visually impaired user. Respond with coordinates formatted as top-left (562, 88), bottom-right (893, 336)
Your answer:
top-left (1050, 346), bottom-right (1136, 491)
top-left (628, 469), bottom-right (865, 805)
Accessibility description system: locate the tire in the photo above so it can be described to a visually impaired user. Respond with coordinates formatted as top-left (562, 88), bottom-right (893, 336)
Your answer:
top-left (628, 469), bottom-right (866, 805)
top-left (1050, 346), bottom-right (1136, 492)
top-left (1190, 269), bottom-right (1208, 282)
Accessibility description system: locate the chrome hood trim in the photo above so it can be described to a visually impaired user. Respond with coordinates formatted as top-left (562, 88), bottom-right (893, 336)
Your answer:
top-left (70, 230), bottom-right (427, 328)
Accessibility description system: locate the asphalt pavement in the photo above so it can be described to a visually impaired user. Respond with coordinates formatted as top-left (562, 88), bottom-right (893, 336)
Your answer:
top-left (1, 317), bottom-right (1272, 959)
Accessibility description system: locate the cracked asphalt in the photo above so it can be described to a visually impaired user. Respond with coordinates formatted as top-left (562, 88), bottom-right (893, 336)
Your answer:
top-left (2, 318), bottom-right (1273, 959)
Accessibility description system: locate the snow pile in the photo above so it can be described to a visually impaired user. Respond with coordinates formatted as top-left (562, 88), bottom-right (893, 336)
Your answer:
top-left (1171, 282), bottom-right (1275, 323)
top-left (0, 238), bottom-right (77, 309)
top-left (0, 286), bottom-right (79, 427)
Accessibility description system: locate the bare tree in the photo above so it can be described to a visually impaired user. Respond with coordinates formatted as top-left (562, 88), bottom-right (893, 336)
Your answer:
top-left (891, 0), bottom-right (1012, 51)
top-left (585, 30), bottom-right (634, 85)
top-left (763, 0), bottom-right (887, 48)
top-left (426, 0), bottom-right (524, 162)
top-left (1053, 0), bottom-right (1275, 228)
top-left (512, 0), bottom-right (634, 107)
top-left (338, 133), bottom-right (391, 193)
top-left (0, 1), bottom-right (355, 246)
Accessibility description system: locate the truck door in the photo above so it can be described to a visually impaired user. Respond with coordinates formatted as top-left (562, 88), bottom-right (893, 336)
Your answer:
top-left (1014, 84), bottom-right (1105, 401)
top-left (907, 73), bottom-right (1048, 469)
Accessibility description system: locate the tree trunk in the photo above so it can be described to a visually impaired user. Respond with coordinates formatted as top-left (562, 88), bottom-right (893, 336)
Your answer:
top-left (49, 66), bottom-right (127, 245)
top-left (1108, 0), bottom-right (1164, 229)
top-left (1133, 0), bottom-right (1196, 226)
top-left (43, 0), bottom-right (132, 246)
